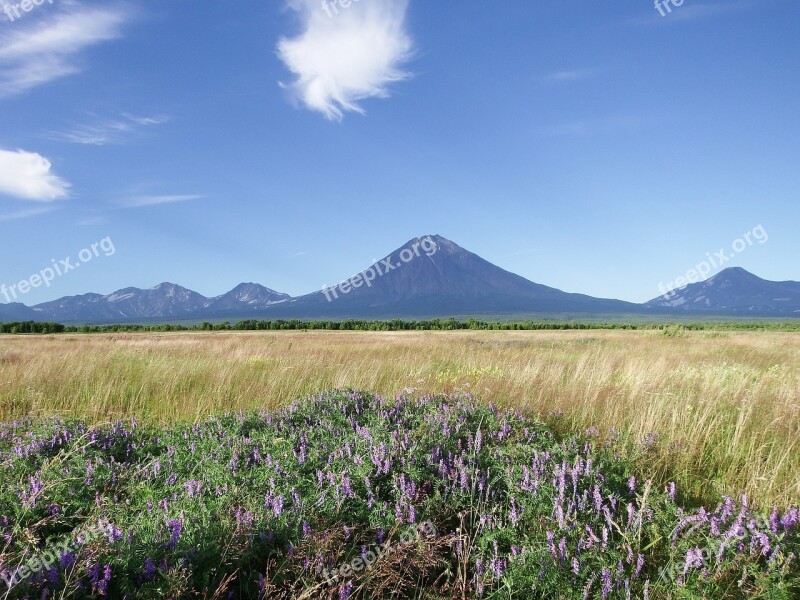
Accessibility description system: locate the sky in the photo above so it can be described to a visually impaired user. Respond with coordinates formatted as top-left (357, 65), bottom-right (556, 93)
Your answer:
top-left (1, 0), bottom-right (798, 306)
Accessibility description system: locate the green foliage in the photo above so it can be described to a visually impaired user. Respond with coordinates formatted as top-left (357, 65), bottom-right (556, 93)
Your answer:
top-left (661, 325), bottom-right (689, 337)
top-left (0, 321), bottom-right (65, 334)
top-left (2, 319), bottom-right (799, 335)
top-left (0, 391), bottom-right (797, 598)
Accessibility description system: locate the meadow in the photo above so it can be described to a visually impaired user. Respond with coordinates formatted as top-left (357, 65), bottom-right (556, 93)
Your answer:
top-left (0, 329), bottom-right (797, 508)
top-left (1, 329), bottom-right (799, 598)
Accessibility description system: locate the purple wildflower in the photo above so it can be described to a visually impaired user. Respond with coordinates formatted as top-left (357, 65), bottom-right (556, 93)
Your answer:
top-left (601, 568), bottom-right (612, 599)
top-left (166, 519), bottom-right (182, 549)
top-left (143, 557), bottom-right (157, 582)
top-left (338, 581), bottom-right (353, 599)
top-left (667, 482), bottom-right (676, 502)
top-left (683, 547), bottom-right (705, 575)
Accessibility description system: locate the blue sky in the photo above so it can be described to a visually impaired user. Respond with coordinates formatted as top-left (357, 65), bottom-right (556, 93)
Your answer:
top-left (1, 0), bottom-right (798, 306)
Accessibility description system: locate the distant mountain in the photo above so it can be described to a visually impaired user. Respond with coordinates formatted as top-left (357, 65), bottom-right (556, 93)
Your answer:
top-left (646, 267), bottom-right (800, 315)
top-left (262, 235), bottom-right (644, 318)
top-left (25, 282), bottom-right (296, 323)
top-left (33, 283), bottom-right (210, 322)
top-left (207, 283), bottom-right (290, 314)
top-left (31, 293), bottom-right (108, 322)
top-left (0, 302), bottom-right (39, 321)
top-left (2, 237), bottom-right (798, 324)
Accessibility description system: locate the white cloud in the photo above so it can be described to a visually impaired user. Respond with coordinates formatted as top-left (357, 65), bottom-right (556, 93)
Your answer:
top-left (543, 116), bottom-right (653, 137)
top-left (666, 2), bottom-right (753, 21)
top-left (120, 194), bottom-right (204, 208)
top-left (635, 0), bottom-right (759, 25)
top-left (0, 205), bottom-right (58, 222)
top-left (0, 2), bottom-right (131, 97)
top-left (277, 0), bottom-right (414, 120)
top-left (545, 68), bottom-right (600, 83)
top-left (76, 215), bottom-right (105, 226)
top-left (43, 113), bottom-right (169, 146)
top-left (0, 149), bottom-right (70, 201)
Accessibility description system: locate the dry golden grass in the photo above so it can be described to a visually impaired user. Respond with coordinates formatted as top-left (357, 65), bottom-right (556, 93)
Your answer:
top-left (1, 330), bottom-right (798, 507)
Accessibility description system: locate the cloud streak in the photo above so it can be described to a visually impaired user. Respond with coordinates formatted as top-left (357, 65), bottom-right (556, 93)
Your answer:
top-left (0, 206), bottom-right (58, 222)
top-left (0, 2), bottom-right (131, 97)
top-left (543, 116), bottom-right (653, 137)
top-left (43, 113), bottom-right (169, 146)
top-left (634, 0), bottom-right (760, 25)
top-left (664, 1), bottom-right (755, 22)
top-left (120, 194), bottom-right (204, 208)
top-left (0, 149), bottom-right (70, 201)
top-left (276, 0), bottom-right (414, 120)
top-left (544, 68), bottom-right (600, 84)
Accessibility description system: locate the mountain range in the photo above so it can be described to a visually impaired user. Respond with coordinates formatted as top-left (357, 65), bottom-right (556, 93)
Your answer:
top-left (1, 235), bottom-right (798, 323)
top-left (645, 267), bottom-right (800, 314)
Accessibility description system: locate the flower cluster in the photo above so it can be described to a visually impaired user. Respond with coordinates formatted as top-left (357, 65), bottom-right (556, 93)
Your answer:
top-left (0, 390), bottom-right (797, 598)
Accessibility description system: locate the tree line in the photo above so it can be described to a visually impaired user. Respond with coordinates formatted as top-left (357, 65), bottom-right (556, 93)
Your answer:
top-left (1, 319), bottom-right (798, 334)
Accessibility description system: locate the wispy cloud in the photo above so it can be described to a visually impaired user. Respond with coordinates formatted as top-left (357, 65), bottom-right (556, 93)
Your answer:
top-left (120, 194), bottom-right (204, 208)
top-left (276, 0), bottom-right (414, 121)
top-left (544, 68), bottom-right (600, 84)
top-left (544, 116), bottom-right (653, 137)
top-left (666, 1), bottom-right (755, 21)
top-left (43, 113), bottom-right (169, 146)
top-left (0, 205), bottom-right (58, 222)
top-left (638, 0), bottom-right (760, 24)
top-left (0, 149), bottom-right (70, 201)
top-left (76, 216), bottom-right (105, 226)
top-left (0, 2), bottom-right (131, 97)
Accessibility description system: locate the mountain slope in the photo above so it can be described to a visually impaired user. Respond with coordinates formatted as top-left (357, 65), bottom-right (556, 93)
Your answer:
top-left (32, 284), bottom-right (209, 321)
top-left (207, 283), bottom-right (290, 314)
top-left (0, 302), bottom-right (40, 322)
top-left (646, 267), bottom-right (800, 315)
top-left (264, 235), bottom-right (644, 318)
top-left (4, 238), bottom-right (798, 323)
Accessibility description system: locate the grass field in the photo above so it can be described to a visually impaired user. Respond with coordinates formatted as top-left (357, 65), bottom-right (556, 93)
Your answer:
top-left (2, 389), bottom-right (798, 599)
top-left (0, 329), bottom-right (798, 509)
